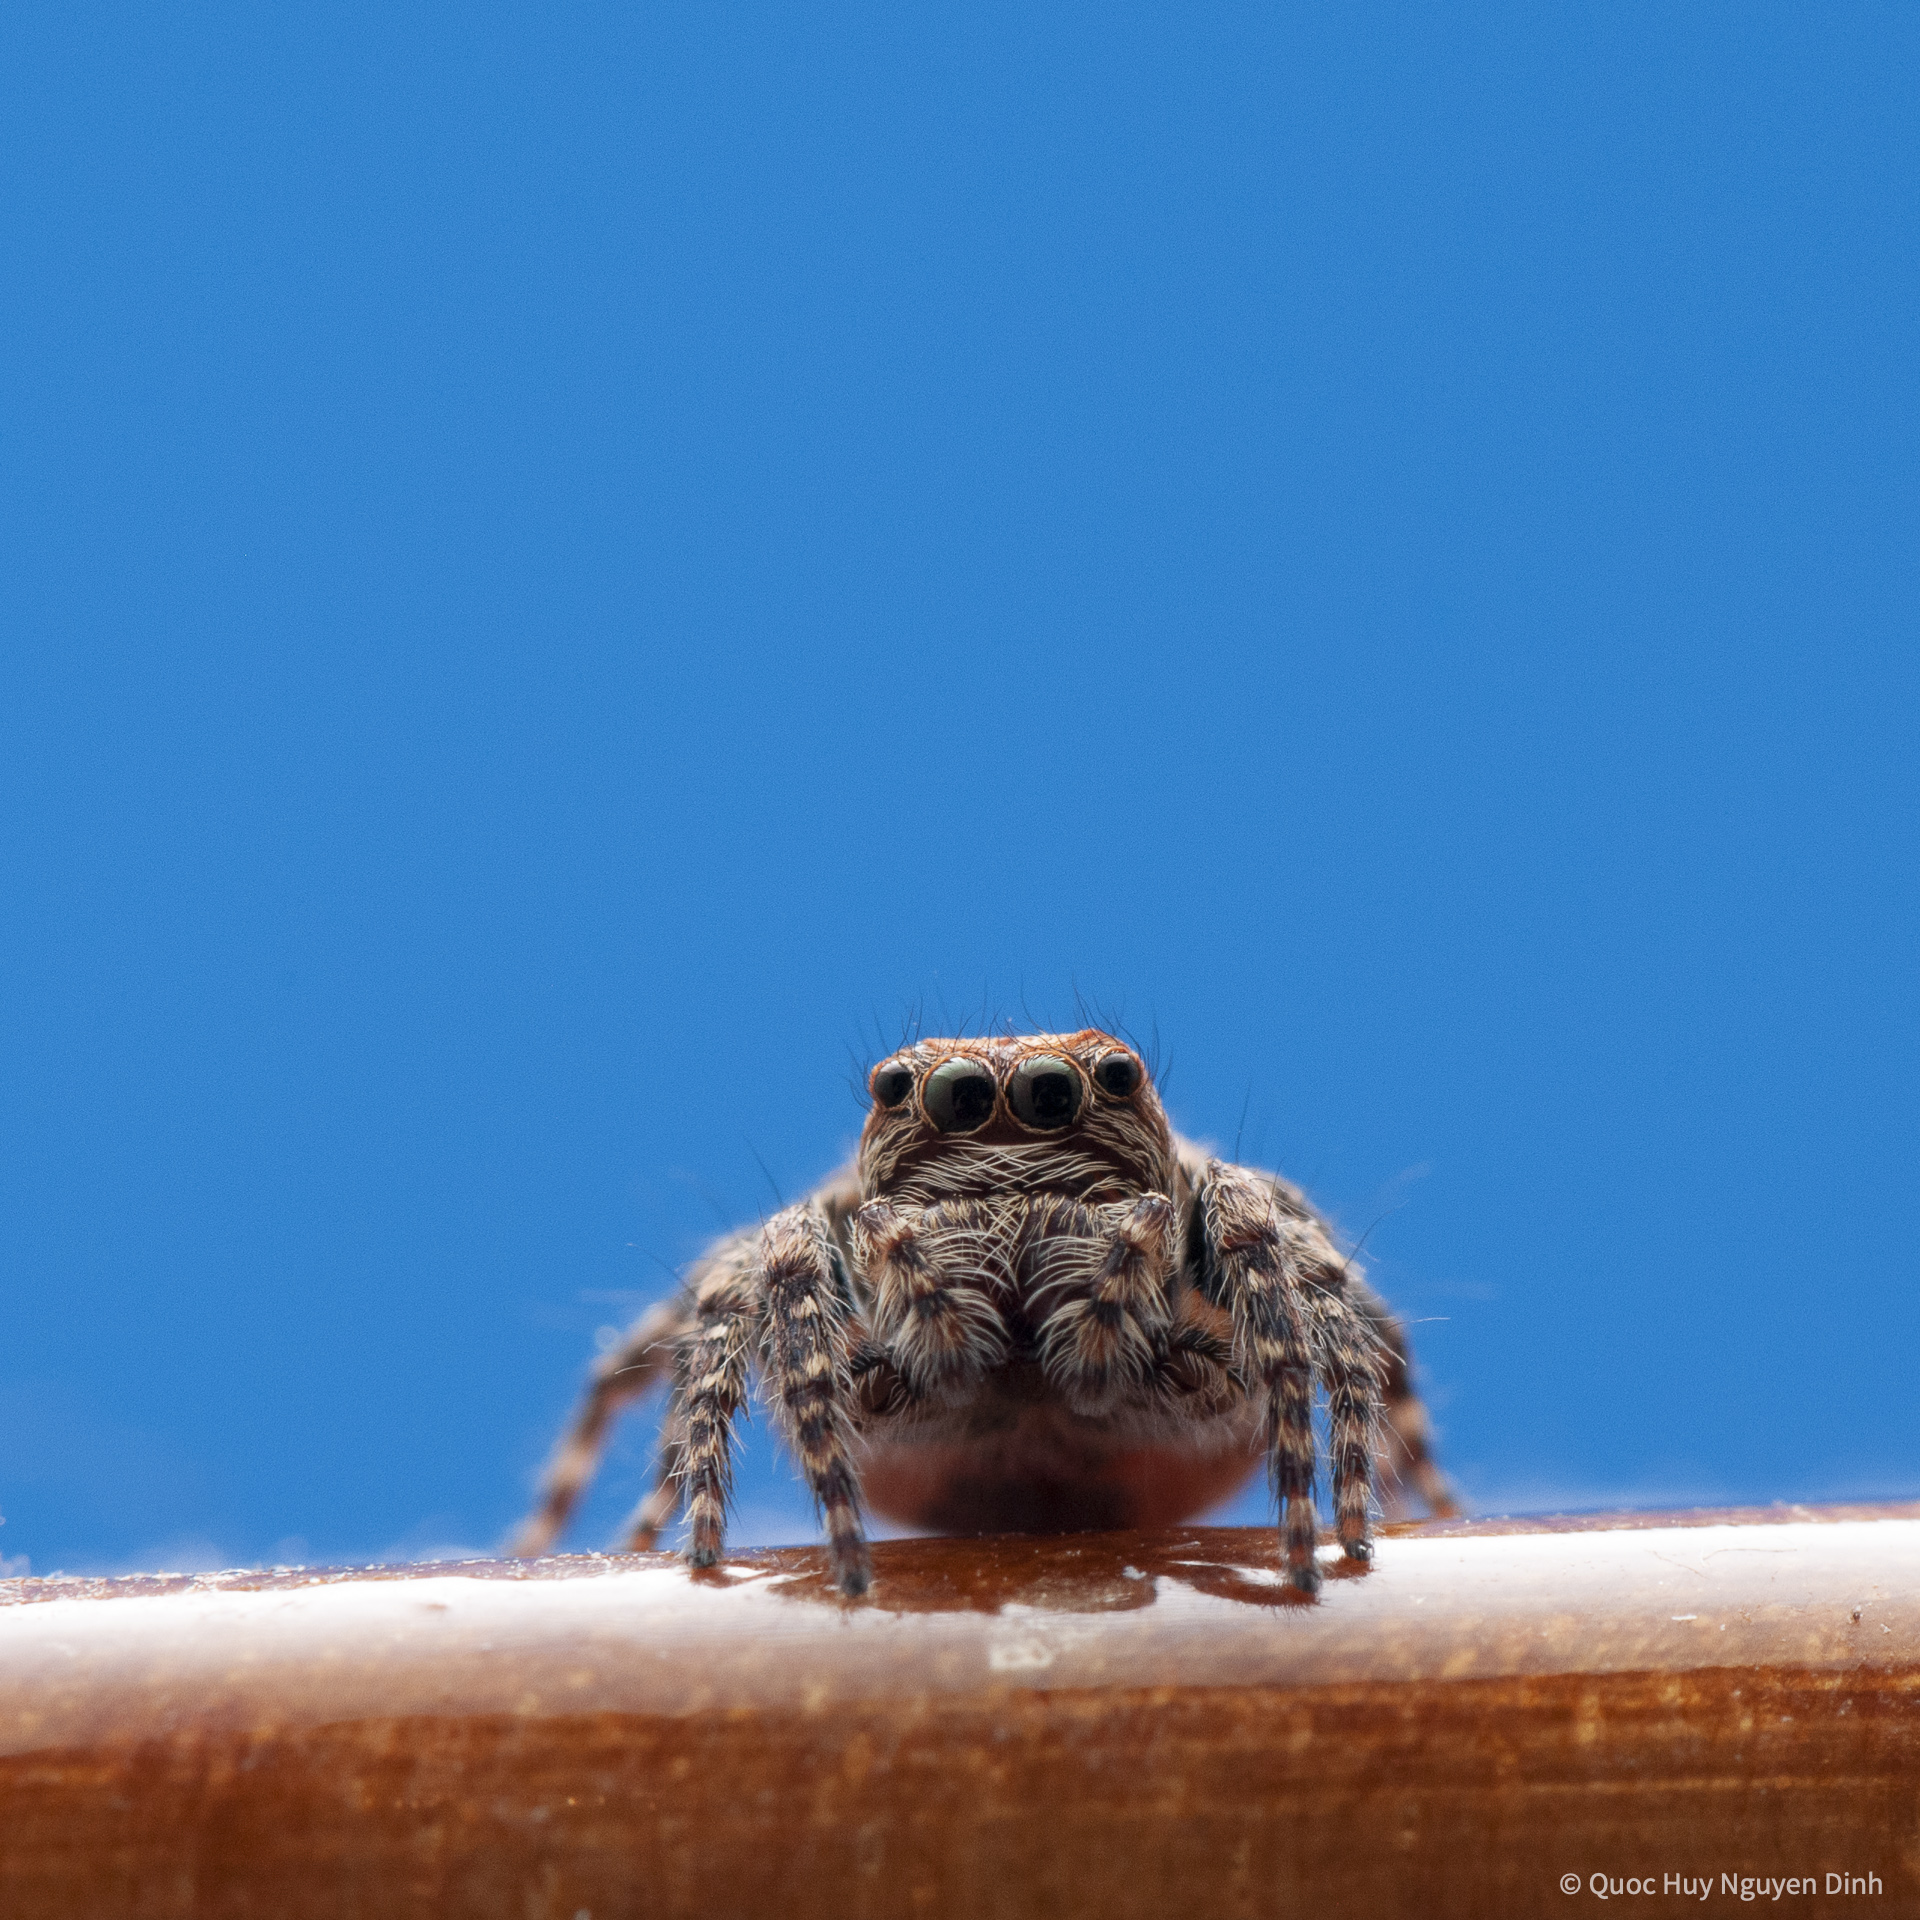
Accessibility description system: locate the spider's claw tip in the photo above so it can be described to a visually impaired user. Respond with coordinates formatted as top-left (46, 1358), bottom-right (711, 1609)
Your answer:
top-left (1286, 1561), bottom-right (1322, 1597)
top-left (1342, 1537), bottom-right (1374, 1564)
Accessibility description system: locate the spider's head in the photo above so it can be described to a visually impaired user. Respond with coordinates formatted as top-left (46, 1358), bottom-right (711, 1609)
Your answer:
top-left (857, 1030), bottom-right (1173, 1204)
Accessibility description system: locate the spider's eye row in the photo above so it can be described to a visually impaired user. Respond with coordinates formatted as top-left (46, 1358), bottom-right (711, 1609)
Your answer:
top-left (870, 1064), bottom-right (915, 1109)
top-left (1009, 1056), bottom-right (1082, 1130)
top-left (1093, 1053), bottom-right (1142, 1099)
top-left (922, 1058), bottom-right (997, 1133)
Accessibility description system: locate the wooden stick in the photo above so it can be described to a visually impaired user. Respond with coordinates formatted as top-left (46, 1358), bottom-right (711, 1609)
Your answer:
top-left (4, 1502), bottom-right (1917, 1917)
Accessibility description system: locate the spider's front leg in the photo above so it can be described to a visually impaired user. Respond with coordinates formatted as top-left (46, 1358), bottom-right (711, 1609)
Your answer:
top-left (674, 1204), bottom-right (874, 1596)
top-left (757, 1203), bottom-right (873, 1597)
top-left (674, 1247), bottom-right (759, 1573)
top-left (1197, 1161), bottom-right (1382, 1595)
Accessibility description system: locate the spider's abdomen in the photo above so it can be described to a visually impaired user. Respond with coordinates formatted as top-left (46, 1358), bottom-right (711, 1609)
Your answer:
top-left (858, 1384), bottom-right (1264, 1534)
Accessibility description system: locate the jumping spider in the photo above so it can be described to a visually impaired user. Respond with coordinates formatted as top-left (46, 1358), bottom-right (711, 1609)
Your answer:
top-left (513, 1030), bottom-right (1456, 1596)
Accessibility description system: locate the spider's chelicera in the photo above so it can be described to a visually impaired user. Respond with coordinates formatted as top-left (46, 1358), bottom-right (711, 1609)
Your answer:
top-left (512, 1030), bottom-right (1456, 1596)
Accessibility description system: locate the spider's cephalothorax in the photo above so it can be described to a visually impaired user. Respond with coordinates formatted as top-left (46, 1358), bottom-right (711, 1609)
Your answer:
top-left (512, 1030), bottom-right (1456, 1596)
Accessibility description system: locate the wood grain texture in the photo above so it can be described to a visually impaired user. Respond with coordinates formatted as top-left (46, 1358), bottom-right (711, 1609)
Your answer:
top-left (4, 1504), bottom-right (1918, 1918)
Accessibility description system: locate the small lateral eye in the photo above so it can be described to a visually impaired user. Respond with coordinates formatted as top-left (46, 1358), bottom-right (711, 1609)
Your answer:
top-left (870, 1064), bottom-right (915, 1109)
top-left (922, 1058), bottom-right (997, 1133)
top-left (1009, 1056), bottom-right (1083, 1130)
top-left (1093, 1053), bottom-right (1142, 1099)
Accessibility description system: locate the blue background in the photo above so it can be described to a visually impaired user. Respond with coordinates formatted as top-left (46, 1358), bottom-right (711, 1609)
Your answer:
top-left (5, 5), bottom-right (1915, 1575)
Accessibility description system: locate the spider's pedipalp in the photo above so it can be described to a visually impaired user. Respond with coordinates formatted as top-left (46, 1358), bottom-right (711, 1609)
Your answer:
top-left (759, 1203), bottom-right (873, 1597)
top-left (1035, 1192), bottom-right (1177, 1408)
top-left (852, 1197), bottom-right (1009, 1398)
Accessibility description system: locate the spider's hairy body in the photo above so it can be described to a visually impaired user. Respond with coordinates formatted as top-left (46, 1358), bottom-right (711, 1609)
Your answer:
top-left (513, 1030), bottom-right (1456, 1597)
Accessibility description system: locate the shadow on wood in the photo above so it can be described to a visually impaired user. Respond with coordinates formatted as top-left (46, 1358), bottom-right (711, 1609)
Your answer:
top-left (4, 1502), bottom-right (1918, 1917)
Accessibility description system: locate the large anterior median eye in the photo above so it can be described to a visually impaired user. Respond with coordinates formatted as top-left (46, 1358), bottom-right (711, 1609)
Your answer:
top-left (869, 1062), bottom-right (915, 1109)
top-left (1093, 1052), bottom-right (1142, 1098)
top-left (1009, 1055), bottom-right (1083, 1129)
top-left (921, 1058), bottom-right (997, 1133)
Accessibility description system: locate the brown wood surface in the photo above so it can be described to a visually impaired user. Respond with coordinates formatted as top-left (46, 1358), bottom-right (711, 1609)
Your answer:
top-left (4, 1503), bottom-right (1918, 1918)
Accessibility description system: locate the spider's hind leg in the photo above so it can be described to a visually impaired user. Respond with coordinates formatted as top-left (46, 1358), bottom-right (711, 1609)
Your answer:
top-left (510, 1296), bottom-right (691, 1559)
top-left (1348, 1276), bottom-right (1460, 1519)
top-left (615, 1397), bottom-right (688, 1550)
